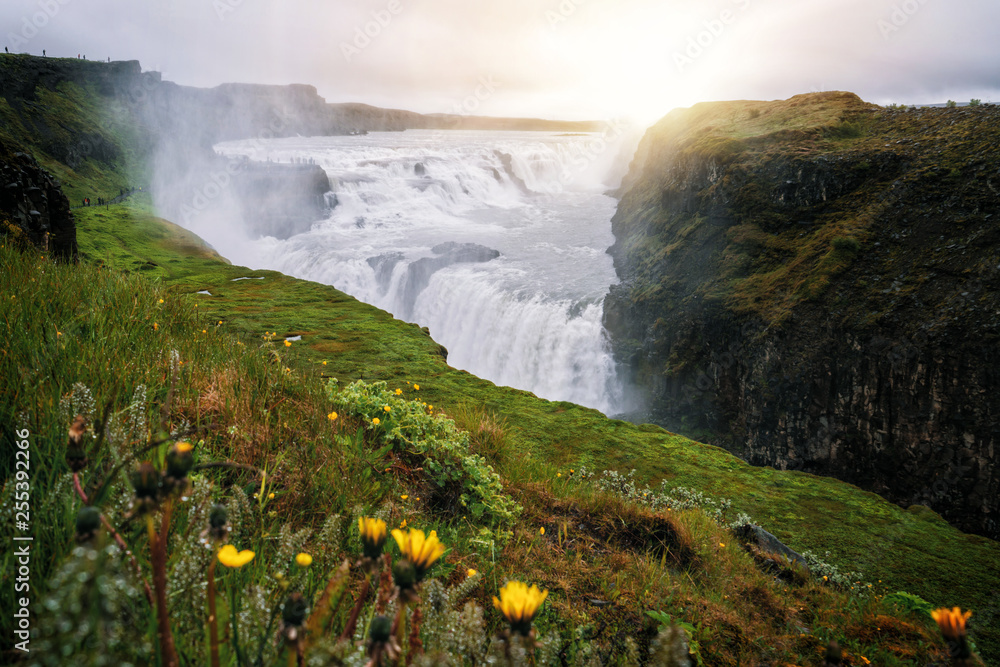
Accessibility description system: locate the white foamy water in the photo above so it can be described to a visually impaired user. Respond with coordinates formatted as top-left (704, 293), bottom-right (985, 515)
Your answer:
top-left (212, 129), bottom-right (631, 414)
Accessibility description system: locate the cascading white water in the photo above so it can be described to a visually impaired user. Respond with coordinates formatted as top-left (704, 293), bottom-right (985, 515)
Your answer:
top-left (213, 129), bottom-right (630, 414)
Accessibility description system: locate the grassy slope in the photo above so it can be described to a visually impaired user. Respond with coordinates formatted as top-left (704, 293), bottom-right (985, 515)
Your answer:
top-left (73, 197), bottom-right (1000, 659)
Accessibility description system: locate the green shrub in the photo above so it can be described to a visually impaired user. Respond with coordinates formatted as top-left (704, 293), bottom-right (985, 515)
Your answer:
top-left (328, 379), bottom-right (521, 529)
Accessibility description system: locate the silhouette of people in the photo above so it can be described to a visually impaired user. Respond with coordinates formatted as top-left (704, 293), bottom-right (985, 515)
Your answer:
top-left (5, 47), bottom-right (8, 54)
top-left (43, 50), bottom-right (46, 56)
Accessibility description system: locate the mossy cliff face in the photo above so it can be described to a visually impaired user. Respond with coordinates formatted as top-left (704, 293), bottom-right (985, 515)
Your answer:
top-left (605, 92), bottom-right (1000, 539)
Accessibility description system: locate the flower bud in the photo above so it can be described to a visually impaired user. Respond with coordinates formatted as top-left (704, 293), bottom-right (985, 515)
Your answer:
top-left (282, 592), bottom-right (308, 628)
top-left (369, 615), bottom-right (392, 643)
top-left (165, 441), bottom-right (195, 479)
top-left (392, 558), bottom-right (417, 591)
top-left (207, 504), bottom-right (229, 542)
top-left (75, 506), bottom-right (101, 543)
top-left (131, 462), bottom-right (161, 500)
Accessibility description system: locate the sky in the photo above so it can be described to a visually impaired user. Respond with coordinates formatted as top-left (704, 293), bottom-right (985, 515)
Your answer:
top-left (3, 0), bottom-right (999, 124)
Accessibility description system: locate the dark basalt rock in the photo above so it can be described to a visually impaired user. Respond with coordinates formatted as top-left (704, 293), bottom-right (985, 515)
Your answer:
top-left (0, 143), bottom-right (77, 261)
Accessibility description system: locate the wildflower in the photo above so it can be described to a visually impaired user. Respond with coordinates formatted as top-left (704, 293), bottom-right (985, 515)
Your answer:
top-left (284, 340), bottom-right (291, 347)
top-left (719, 542), bottom-right (726, 548)
top-left (295, 552), bottom-right (313, 567)
top-left (932, 607), bottom-right (973, 641)
top-left (268, 492), bottom-right (275, 500)
top-left (401, 495), bottom-right (409, 500)
top-left (202, 329), bottom-right (207, 333)
top-left (395, 388), bottom-right (402, 395)
top-left (328, 411), bottom-right (338, 421)
top-left (56, 331), bottom-right (62, 337)
top-left (493, 581), bottom-right (548, 636)
top-left (557, 473), bottom-right (562, 477)
top-left (391, 528), bottom-right (446, 581)
top-left (359, 517), bottom-right (388, 560)
top-left (383, 405), bottom-right (391, 413)
top-left (153, 322), bottom-right (159, 331)
top-left (218, 544), bottom-right (255, 568)
top-left (413, 384), bottom-right (419, 390)
top-left (372, 417), bottom-right (380, 426)
top-left (467, 568), bottom-right (478, 578)
top-left (399, 519), bottom-right (407, 529)
top-left (539, 527), bottom-right (545, 536)
top-left (158, 299), bottom-right (164, 304)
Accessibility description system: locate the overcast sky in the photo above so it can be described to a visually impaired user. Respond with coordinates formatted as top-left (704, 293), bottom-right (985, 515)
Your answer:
top-left (3, 0), bottom-right (999, 123)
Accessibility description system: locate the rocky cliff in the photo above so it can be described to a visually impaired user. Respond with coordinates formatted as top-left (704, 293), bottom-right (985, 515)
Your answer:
top-left (605, 92), bottom-right (1000, 539)
top-left (0, 138), bottom-right (76, 260)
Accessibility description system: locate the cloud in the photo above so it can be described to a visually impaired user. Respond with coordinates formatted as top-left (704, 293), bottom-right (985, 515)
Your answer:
top-left (2, 0), bottom-right (998, 121)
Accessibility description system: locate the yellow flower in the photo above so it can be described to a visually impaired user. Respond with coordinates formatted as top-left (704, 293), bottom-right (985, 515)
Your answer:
top-left (391, 527), bottom-right (446, 579)
top-left (175, 442), bottom-right (194, 454)
top-left (557, 473), bottom-right (562, 477)
top-left (56, 331), bottom-right (62, 337)
top-left (322, 361), bottom-right (327, 365)
top-left (539, 527), bottom-right (545, 535)
top-left (383, 405), bottom-right (391, 413)
top-left (218, 544), bottom-right (255, 568)
top-left (158, 299), bottom-right (164, 304)
top-left (395, 388), bottom-right (402, 395)
top-left (372, 417), bottom-right (380, 426)
top-left (931, 607), bottom-right (972, 640)
top-left (202, 329), bottom-right (207, 333)
top-left (268, 492), bottom-right (275, 499)
top-left (413, 384), bottom-right (420, 391)
top-left (493, 581), bottom-right (548, 635)
top-left (153, 322), bottom-right (159, 331)
top-left (284, 340), bottom-right (291, 347)
top-left (467, 568), bottom-right (478, 578)
top-left (401, 495), bottom-right (409, 500)
top-left (719, 542), bottom-right (726, 548)
top-left (328, 411), bottom-right (338, 421)
top-left (295, 553), bottom-right (313, 567)
top-left (399, 518), bottom-right (407, 529)
top-left (359, 517), bottom-right (388, 559)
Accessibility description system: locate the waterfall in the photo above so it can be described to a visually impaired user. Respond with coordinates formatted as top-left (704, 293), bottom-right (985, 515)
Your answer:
top-left (213, 129), bottom-right (630, 414)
